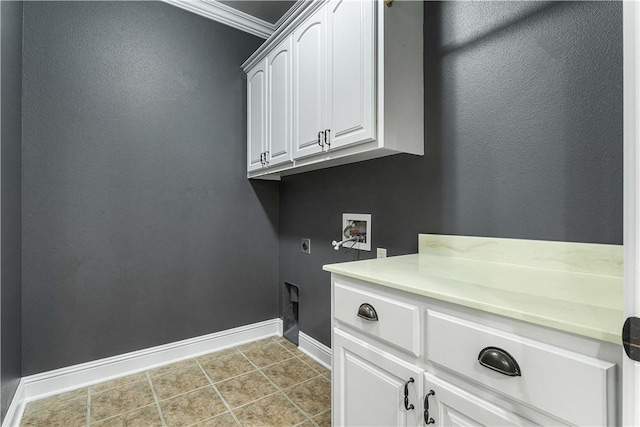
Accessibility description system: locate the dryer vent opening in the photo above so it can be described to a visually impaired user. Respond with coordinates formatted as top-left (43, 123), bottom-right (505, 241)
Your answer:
top-left (283, 282), bottom-right (299, 346)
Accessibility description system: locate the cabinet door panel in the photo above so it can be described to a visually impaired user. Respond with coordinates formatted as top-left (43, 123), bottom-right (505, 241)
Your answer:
top-left (293, 10), bottom-right (328, 159)
top-left (327, 0), bottom-right (375, 150)
top-left (247, 62), bottom-right (266, 172)
top-left (424, 373), bottom-right (537, 427)
top-left (267, 38), bottom-right (293, 167)
top-left (334, 329), bottom-right (423, 427)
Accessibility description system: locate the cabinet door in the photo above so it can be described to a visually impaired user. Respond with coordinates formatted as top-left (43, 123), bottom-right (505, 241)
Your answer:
top-left (292, 8), bottom-right (328, 159)
top-left (327, 0), bottom-right (375, 150)
top-left (266, 37), bottom-right (293, 167)
top-left (333, 329), bottom-right (423, 427)
top-left (247, 60), bottom-right (266, 172)
top-left (423, 373), bottom-right (536, 427)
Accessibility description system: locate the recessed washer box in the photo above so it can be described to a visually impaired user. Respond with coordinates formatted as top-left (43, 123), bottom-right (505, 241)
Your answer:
top-left (343, 213), bottom-right (371, 251)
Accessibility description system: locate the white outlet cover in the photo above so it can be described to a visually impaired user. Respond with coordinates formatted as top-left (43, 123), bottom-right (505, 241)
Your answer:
top-left (342, 213), bottom-right (371, 251)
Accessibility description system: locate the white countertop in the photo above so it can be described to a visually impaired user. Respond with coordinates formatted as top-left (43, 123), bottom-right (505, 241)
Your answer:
top-left (323, 235), bottom-right (623, 345)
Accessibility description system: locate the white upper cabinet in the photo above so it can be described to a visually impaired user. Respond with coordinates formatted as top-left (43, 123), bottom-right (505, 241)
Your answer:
top-left (247, 61), bottom-right (266, 172)
top-left (246, 38), bottom-right (293, 172)
top-left (292, 9), bottom-right (328, 159)
top-left (242, 0), bottom-right (424, 179)
top-left (327, 0), bottom-right (375, 150)
top-left (267, 37), bottom-right (293, 167)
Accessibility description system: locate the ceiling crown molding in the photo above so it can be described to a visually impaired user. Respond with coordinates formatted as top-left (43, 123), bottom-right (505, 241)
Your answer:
top-left (163, 0), bottom-right (276, 39)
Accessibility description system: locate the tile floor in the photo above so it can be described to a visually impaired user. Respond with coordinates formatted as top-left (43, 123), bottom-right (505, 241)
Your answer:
top-left (20, 336), bottom-right (332, 427)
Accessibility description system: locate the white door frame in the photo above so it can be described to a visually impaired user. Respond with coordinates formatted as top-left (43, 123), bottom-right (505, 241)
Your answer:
top-left (623, 1), bottom-right (640, 425)
top-left (0, 1), bottom-right (4, 414)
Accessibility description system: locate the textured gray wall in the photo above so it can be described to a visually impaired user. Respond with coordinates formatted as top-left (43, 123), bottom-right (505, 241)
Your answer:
top-left (1, 1), bottom-right (23, 420)
top-left (22, 1), bottom-right (278, 375)
top-left (279, 1), bottom-right (623, 346)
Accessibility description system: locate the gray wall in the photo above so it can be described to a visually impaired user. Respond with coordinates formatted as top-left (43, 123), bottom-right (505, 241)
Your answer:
top-left (22, 1), bottom-right (278, 375)
top-left (1, 1), bottom-right (23, 420)
top-left (279, 1), bottom-right (623, 346)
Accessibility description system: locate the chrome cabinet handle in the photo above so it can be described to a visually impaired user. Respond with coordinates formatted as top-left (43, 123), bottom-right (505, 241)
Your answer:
top-left (264, 151), bottom-right (269, 166)
top-left (357, 303), bottom-right (378, 321)
top-left (260, 152), bottom-right (265, 166)
top-left (478, 347), bottom-right (521, 377)
top-left (424, 390), bottom-right (435, 425)
top-left (324, 129), bottom-right (331, 146)
top-left (403, 378), bottom-right (415, 411)
top-left (317, 131), bottom-right (324, 147)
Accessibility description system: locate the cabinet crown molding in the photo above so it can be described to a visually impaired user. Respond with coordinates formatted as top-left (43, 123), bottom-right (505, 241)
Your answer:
top-left (163, 0), bottom-right (277, 39)
top-left (241, 0), bottom-right (324, 71)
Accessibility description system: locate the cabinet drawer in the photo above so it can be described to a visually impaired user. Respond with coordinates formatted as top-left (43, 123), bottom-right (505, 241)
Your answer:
top-left (334, 282), bottom-right (421, 356)
top-left (426, 310), bottom-right (616, 426)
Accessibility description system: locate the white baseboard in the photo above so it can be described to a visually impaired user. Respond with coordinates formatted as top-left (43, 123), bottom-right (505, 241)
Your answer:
top-left (21, 319), bottom-right (282, 403)
top-left (3, 318), bottom-right (333, 427)
top-left (2, 380), bottom-right (26, 427)
top-left (298, 331), bottom-right (332, 370)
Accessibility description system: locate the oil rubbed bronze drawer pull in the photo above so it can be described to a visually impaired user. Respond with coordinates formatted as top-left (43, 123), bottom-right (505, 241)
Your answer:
top-left (357, 303), bottom-right (378, 321)
top-left (423, 390), bottom-right (435, 425)
top-left (478, 346), bottom-right (521, 377)
top-left (403, 378), bottom-right (415, 411)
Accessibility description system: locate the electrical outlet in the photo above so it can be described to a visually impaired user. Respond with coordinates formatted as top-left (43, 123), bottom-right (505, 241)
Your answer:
top-left (301, 238), bottom-right (311, 254)
top-left (376, 247), bottom-right (387, 258)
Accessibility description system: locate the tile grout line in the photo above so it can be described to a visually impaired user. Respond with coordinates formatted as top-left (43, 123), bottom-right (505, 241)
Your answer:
top-left (86, 387), bottom-right (91, 426)
top-left (146, 371), bottom-right (168, 427)
top-left (195, 359), bottom-right (243, 426)
top-left (238, 347), bottom-right (318, 425)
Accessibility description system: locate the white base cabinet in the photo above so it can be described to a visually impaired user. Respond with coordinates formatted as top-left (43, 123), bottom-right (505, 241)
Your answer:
top-left (334, 329), bottom-right (423, 427)
top-left (331, 275), bottom-right (621, 427)
top-left (423, 373), bottom-right (534, 427)
top-left (242, 0), bottom-right (423, 179)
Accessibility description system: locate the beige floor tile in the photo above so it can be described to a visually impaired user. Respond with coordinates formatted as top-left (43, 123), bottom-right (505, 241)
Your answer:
top-left (21, 395), bottom-right (87, 427)
top-left (159, 386), bottom-right (227, 427)
top-left (22, 339), bottom-right (330, 427)
top-left (90, 373), bottom-right (148, 394)
top-left (191, 412), bottom-right (239, 426)
top-left (234, 393), bottom-right (306, 427)
top-left (285, 377), bottom-right (331, 417)
top-left (200, 353), bottom-right (256, 382)
top-left (90, 404), bottom-right (162, 427)
top-left (150, 365), bottom-right (210, 401)
top-left (23, 388), bottom-right (88, 415)
top-left (297, 354), bottom-right (328, 375)
top-left (215, 370), bottom-right (277, 408)
top-left (148, 359), bottom-right (198, 378)
top-left (242, 343), bottom-right (294, 368)
top-left (274, 337), bottom-right (300, 354)
top-left (262, 358), bottom-right (320, 389)
top-left (90, 379), bottom-right (155, 423)
top-left (196, 347), bottom-right (239, 364)
top-left (312, 410), bottom-right (331, 427)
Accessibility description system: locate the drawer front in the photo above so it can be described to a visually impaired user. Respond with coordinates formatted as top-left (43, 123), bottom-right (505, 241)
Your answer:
top-left (426, 310), bottom-right (616, 426)
top-left (334, 282), bottom-right (421, 356)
